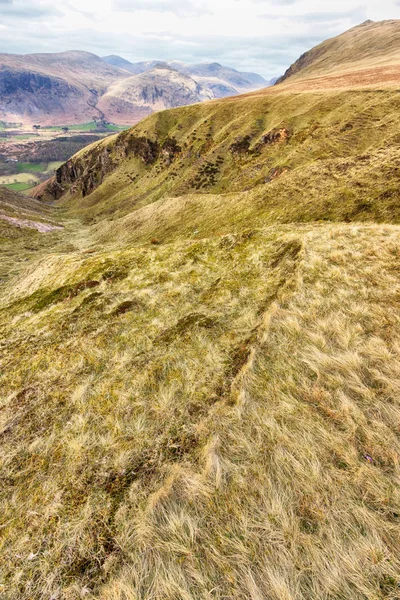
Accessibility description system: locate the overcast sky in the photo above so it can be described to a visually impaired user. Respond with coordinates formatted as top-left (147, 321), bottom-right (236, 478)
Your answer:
top-left (1, 0), bottom-right (400, 77)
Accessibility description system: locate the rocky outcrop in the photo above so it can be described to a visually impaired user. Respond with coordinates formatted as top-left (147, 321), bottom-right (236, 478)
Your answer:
top-left (229, 128), bottom-right (291, 156)
top-left (0, 68), bottom-right (65, 95)
top-left (56, 145), bottom-right (115, 198)
top-left (0, 67), bottom-right (84, 119)
top-left (53, 134), bottom-right (181, 198)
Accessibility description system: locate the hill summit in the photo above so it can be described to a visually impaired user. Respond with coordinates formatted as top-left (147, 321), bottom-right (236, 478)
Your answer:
top-left (277, 19), bottom-right (400, 89)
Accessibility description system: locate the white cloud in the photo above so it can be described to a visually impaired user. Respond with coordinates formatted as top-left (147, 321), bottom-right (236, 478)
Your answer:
top-left (114, 0), bottom-right (212, 17)
top-left (0, 0), bottom-right (62, 19)
top-left (0, 0), bottom-right (400, 77)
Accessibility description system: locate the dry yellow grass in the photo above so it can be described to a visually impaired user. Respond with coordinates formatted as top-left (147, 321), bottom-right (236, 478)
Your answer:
top-left (1, 223), bottom-right (400, 599)
top-left (278, 19), bottom-right (400, 90)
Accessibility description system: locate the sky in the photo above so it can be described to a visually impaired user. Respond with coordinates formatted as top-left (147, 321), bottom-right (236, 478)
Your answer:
top-left (1, 0), bottom-right (400, 77)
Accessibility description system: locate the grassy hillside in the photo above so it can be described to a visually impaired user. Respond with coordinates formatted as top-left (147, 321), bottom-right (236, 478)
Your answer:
top-left (0, 185), bottom-right (69, 283)
top-left (39, 85), bottom-right (400, 240)
top-left (278, 20), bottom-right (400, 89)
top-left (1, 20), bottom-right (400, 600)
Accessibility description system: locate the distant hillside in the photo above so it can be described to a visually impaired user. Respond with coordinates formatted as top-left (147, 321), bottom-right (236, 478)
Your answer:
top-left (277, 19), bottom-right (400, 88)
top-left (0, 51), bottom-right (126, 125)
top-left (0, 185), bottom-right (62, 237)
top-left (98, 66), bottom-right (213, 122)
top-left (0, 51), bottom-right (269, 126)
top-left (102, 55), bottom-right (269, 98)
top-left (100, 54), bottom-right (142, 73)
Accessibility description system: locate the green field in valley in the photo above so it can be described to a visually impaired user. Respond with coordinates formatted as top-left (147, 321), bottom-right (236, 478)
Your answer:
top-left (43, 121), bottom-right (129, 133)
top-left (4, 181), bottom-right (34, 192)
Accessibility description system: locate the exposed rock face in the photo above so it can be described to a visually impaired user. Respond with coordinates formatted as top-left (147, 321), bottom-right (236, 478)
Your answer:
top-left (0, 68), bottom-right (54, 94)
top-left (54, 133), bottom-right (181, 198)
top-left (0, 68), bottom-right (82, 117)
top-left (56, 146), bottom-right (115, 198)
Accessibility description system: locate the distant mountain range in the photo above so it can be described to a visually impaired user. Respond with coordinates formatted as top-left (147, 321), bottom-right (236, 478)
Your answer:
top-left (0, 51), bottom-right (271, 126)
top-left (102, 55), bottom-right (270, 96)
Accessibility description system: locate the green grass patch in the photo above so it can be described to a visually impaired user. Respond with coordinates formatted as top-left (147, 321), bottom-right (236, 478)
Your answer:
top-left (5, 182), bottom-right (35, 192)
top-left (43, 122), bottom-right (130, 133)
top-left (16, 162), bottom-right (47, 173)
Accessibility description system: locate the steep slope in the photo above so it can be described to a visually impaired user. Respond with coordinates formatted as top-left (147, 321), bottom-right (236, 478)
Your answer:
top-left (278, 19), bottom-right (400, 89)
top-left (0, 185), bottom-right (61, 229)
top-left (37, 85), bottom-right (400, 236)
top-left (2, 20), bottom-right (400, 600)
top-left (0, 185), bottom-right (65, 282)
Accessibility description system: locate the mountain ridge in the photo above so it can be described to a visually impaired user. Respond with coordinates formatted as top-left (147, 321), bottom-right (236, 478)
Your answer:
top-left (277, 18), bottom-right (400, 88)
top-left (0, 51), bottom-right (269, 126)
top-left (102, 54), bottom-right (269, 89)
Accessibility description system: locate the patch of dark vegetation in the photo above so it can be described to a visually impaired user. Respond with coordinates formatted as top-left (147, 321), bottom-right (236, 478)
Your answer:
top-left (158, 312), bottom-right (218, 343)
top-left (229, 135), bottom-right (252, 155)
top-left (10, 135), bottom-right (103, 166)
top-left (192, 160), bottom-right (221, 189)
top-left (296, 496), bottom-right (322, 535)
top-left (270, 239), bottom-right (302, 268)
top-left (378, 575), bottom-right (400, 596)
top-left (72, 291), bottom-right (103, 314)
top-left (161, 428), bottom-right (199, 461)
top-left (112, 299), bottom-right (142, 316)
top-left (24, 279), bottom-right (100, 312)
top-left (221, 338), bottom-right (255, 393)
top-left (101, 267), bottom-right (129, 283)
